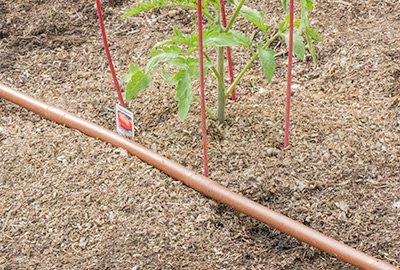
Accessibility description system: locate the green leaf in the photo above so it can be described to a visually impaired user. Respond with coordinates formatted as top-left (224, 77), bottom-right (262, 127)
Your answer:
top-left (281, 30), bottom-right (306, 60)
top-left (186, 58), bottom-right (214, 79)
top-left (186, 47), bottom-right (198, 55)
top-left (294, 19), bottom-right (301, 28)
top-left (239, 5), bottom-right (267, 32)
top-left (123, 0), bottom-right (168, 17)
top-left (258, 48), bottom-right (276, 83)
top-left (284, 15), bottom-right (301, 28)
top-left (279, 19), bottom-right (288, 32)
top-left (173, 26), bottom-right (184, 38)
top-left (122, 64), bottom-right (141, 83)
top-left (156, 69), bottom-right (177, 85)
top-left (305, 27), bottom-right (321, 64)
top-left (299, 0), bottom-right (313, 32)
top-left (229, 29), bottom-right (252, 48)
top-left (293, 35), bottom-right (305, 60)
top-left (123, 0), bottom-right (197, 17)
top-left (146, 45), bottom-right (183, 73)
top-left (305, 27), bottom-right (323, 42)
top-left (282, 0), bottom-right (289, 13)
top-left (156, 26), bottom-right (241, 51)
top-left (150, 27), bottom-right (194, 55)
top-left (208, 0), bottom-right (221, 11)
top-left (125, 71), bottom-right (152, 101)
top-left (169, 57), bottom-right (188, 68)
top-left (173, 70), bottom-right (193, 121)
top-left (203, 31), bottom-right (241, 47)
top-left (304, 0), bottom-right (313, 11)
top-left (150, 39), bottom-right (174, 55)
top-left (305, 33), bottom-right (316, 63)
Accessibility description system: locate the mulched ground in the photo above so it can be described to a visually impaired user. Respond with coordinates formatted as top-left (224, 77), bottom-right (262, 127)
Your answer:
top-left (1, 0), bottom-right (399, 269)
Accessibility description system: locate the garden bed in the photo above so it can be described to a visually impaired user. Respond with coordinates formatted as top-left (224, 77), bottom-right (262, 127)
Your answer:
top-left (0, 0), bottom-right (399, 269)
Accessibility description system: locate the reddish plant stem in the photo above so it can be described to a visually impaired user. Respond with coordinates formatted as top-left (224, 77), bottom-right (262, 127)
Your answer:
top-left (284, 0), bottom-right (294, 148)
top-left (197, 0), bottom-right (209, 177)
top-left (96, 0), bottom-right (125, 107)
top-left (219, 0), bottom-right (236, 101)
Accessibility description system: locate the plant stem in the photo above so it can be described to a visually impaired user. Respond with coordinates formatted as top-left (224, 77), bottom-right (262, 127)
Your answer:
top-left (203, 0), bottom-right (210, 10)
top-left (225, 32), bottom-right (280, 98)
top-left (193, 96), bottom-right (216, 119)
top-left (203, 51), bottom-right (222, 81)
top-left (216, 46), bottom-right (226, 122)
top-left (224, 0), bottom-right (246, 32)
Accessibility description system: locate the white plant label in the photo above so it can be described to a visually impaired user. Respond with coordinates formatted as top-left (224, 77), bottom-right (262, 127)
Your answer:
top-left (115, 104), bottom-right (134, 138)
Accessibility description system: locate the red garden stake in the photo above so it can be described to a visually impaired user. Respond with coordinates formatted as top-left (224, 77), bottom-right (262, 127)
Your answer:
top-left (219, 0), bottom-right (236, 101)
top-left (96, 0), bottom-right (125, 108)
top-left (197, 0), bottom-right (210, 177)
top-left (284, 0), bottom-right (294, 148)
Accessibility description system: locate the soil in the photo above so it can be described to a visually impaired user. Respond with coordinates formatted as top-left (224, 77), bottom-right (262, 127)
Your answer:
top-left (1, 0), bottom-right (399, 269)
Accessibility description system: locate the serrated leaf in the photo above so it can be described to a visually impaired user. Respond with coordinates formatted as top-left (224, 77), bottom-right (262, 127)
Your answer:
top-left (282, 0), bottom-right (289, 13)
top-left (150, 40), bottom-right (174, 56)
top-left (229, 29), bottom-right (252, 47)
top-left (305, 0), bottom-right (313, 10)
top-left (173, 26), bottom-right (184, 38)
top-left (186, 58), bottom-right (214, 79)
top-left (300, 0), bottom-right (313, 26)
top-left (123, 0), bottom-right (197, 17)
top-left (146, 45), bottom-right (183, 73)
top-left (150, 28), bottom-right (193, 55)
top-left (281, 30), bottom-right (306, 60)
top-left (173, 70), bottom-right (193, 121)
top-left (187, 47), bottom-right (197, 55)
top-left (123, 0), bottom-right (168, 17)
top-left (169, 57), bottom-right (188, 68)
top-left (239, 5), bottom-right (267, 32)
top-left (284, 15), bottom-right (301, 28)
top-left (203, 31), bottom-right (241, 47)
top-left (279, 20), bottom-right (287, 32)
top-left (122, 64), bottom-right (141, 83)
top-left (306, 33), bottom-right (316, 63)
top-left (306, 27), bottom-right (323, 42)
top-left (284, 14), bottom-right (301, 28)
top-left (189, 26), bottom-right (241, 48)
top-left (125, 71), bottom-right (152, 101)
top-left (156, 69), bottom-right (177, 85)
top-left (259, 48), bottom-right (276, 83)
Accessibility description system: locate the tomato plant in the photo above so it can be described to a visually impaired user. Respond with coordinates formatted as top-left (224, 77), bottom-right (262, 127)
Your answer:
top-left (122, 0), bottom-right (322, 123)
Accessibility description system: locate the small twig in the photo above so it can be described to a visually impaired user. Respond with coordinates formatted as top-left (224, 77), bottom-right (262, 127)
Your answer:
top-left (2, 202), bottom-right (24, 235)
top-left (273, 40), bottom-right (282, 51)
top-left (1, 211), bottom-right (11, 234)
top-left (114, 29), bottom-right (140, 35)
top-left (332, 0), bottom-right (352, 6)
top-left (274, 50), bottom-right (286, 57)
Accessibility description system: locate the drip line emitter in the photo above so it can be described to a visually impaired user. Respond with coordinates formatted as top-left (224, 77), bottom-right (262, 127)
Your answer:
top-left (0, 1), bottom-right (391, 269)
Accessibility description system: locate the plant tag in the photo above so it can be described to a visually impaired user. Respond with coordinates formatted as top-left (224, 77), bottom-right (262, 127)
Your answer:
top-left (115, 104), bottom-right (134, 138)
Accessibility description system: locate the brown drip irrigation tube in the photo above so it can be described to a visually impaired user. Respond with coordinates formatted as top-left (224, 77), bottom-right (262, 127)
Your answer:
top-left (0, 82), bottom-right (397, 270)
